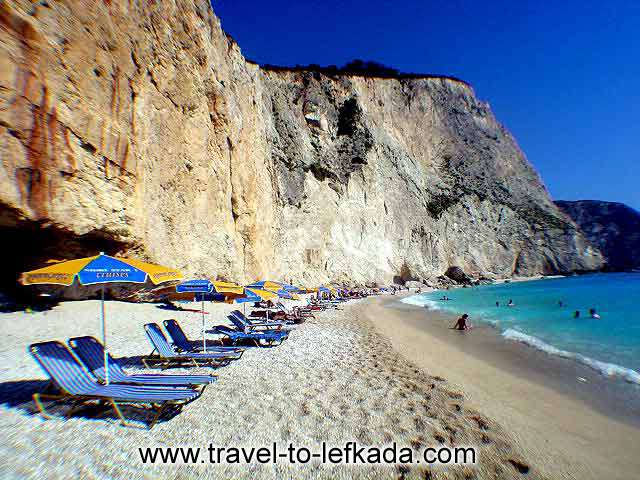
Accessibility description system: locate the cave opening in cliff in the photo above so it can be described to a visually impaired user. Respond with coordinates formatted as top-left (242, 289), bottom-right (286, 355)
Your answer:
top-left (0, 204), bottom-right (129, 311)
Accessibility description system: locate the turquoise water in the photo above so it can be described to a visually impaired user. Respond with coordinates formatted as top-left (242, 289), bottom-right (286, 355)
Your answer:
top-left (403, 273), bottom-right (640, 384)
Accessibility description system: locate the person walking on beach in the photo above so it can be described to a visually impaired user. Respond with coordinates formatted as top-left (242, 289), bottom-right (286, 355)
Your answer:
top-left (452, 314), bottom-right (472, 331)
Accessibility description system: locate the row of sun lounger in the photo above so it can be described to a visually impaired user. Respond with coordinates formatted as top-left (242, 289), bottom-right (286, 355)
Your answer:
top-left (28, 308), bottom-right (301, 428)
top-left (28, 296), bottom-right (361, 428)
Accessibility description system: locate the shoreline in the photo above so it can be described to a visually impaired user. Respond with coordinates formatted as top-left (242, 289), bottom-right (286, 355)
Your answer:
top-left (365, 293), bottom-right (640, 479)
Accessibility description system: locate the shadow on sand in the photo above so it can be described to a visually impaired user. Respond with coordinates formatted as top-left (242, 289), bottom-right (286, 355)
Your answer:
top-left (0, 379), bottom-right (183, 427)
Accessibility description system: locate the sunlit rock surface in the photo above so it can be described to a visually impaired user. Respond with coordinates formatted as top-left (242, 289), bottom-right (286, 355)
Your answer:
top-left (0, 0), bottom-right (603, 286)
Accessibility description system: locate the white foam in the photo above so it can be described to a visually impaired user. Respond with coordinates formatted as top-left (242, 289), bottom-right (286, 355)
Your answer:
top-left (400, 295), bottom-right (427, 306)
top-left (502, 329), bottom-right (640, 385)
top-left (400, 295), bottom-right (443, 310)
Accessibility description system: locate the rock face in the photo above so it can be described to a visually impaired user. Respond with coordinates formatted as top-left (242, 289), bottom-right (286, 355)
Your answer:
top-left (556, 201), bottom-right (640, 271)
top-left (444, 266), bottom-right (472, 285)
top-left (0, 0), bottom-right (603, 290)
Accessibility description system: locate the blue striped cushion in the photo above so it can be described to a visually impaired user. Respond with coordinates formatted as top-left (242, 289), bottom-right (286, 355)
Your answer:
top-left (69, 336), bottom-right (215, 386)
top-left (163, 319), bottom-right (192, 351)
top-left (164, 320), bottom-right (245, 353)
top-left (30, 342), bottom-right (199, 401)
top-left (145, 323), bottom-right (178, 357)
top-left (146, 323), bottom-right (241, 359)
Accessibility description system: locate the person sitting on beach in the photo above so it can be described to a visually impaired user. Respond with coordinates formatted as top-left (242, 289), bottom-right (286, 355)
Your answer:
top-left (507, 299), bottom-right (515, 307)
top-left (574, 310), bottom-right (580, 318)
top-left (589, 308), bottom-right (601, 319)
top-left (452, 314), bottom-right (472, 331)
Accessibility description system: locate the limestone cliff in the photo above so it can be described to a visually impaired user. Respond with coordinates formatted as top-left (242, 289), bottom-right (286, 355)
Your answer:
top-left (0, 0), bottom-right (602, 291)
top-left (556, 200), bottom-right (640, 271)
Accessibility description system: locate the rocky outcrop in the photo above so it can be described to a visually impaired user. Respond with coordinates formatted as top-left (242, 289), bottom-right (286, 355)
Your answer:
top-left (556, 201), bottom-right (640, 271)
top-left (444, 266), bottom-right (472, 285)
top-left (0, 0), bottom-right (603, 292)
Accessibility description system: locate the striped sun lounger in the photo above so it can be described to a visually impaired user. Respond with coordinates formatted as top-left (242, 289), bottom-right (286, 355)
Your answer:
top-left (30, 341), bottom-right (200, 428)
top-left (144, 323), bottom-right (242, 369)
top-left (212, 319), bottom-right (288, 347)
top-left (163, 319), bottom-right (245, 355)
top-left (68, 336), bottom-right (216, 390)
top-left (230, 310), bottom-right (293, 331)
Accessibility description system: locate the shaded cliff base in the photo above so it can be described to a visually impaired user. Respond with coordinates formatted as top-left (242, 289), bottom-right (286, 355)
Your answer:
top-left (0, 202), bottom-right (133, 310)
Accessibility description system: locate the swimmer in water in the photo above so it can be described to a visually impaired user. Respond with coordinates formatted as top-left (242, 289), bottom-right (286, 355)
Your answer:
top-left (558, 300), bottom-right (564, 307)
top-left (507, 299), bottom-right (515, 307)
top-left (589, 308), bottom-right (601, 319)
top-left (574, 310), bottom-right (580, 319)
top-left (451, 314), bottom-right (472, 331)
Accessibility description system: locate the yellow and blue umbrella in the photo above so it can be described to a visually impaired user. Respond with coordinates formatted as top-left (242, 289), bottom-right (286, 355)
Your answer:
top-left (241, 288), bottom-right (279, 303)
top-left (21, 252), bottom-right (183, 384)
top-left (210, 281), bottom-right (277, 317)
top-left (211, 281), bottom-right (245, 298)
top-left (246, 280), bottom-right (299, 299)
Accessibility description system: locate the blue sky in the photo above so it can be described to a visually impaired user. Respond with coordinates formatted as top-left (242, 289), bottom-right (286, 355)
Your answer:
top-left (213, 0), bottom-right (639, 209)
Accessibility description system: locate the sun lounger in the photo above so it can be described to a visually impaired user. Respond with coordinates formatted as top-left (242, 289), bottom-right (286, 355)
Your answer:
top-left (30, 341), bottom-right (200, 428)
top-left (230, 310), bottom-right (293, 331)
top-left (144, 323), bottom-right (242, 369)
top-left (211, 322), bottom-right (288, 347)
top-left (163, 319), bottom-right (245, 355)
top-left (69, 336), bottom-right (216, 390)
top-left (276, 302), bottom-right (315, 319)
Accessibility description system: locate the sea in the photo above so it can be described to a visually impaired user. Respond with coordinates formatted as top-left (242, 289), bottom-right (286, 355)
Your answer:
top-left (402, 273), bottom-right (640, 385)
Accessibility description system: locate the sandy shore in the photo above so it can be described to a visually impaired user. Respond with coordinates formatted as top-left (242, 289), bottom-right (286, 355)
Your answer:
top-left (367, 294), bottom-right (640, 480)
top-left (0, 297), bottom-right (547, 479)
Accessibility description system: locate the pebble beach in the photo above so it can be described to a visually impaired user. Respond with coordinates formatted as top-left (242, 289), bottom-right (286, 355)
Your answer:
top-left (0, 297), bottom-right (540, 479)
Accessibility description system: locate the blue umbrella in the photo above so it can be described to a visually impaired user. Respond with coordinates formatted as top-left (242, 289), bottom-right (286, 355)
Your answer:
top-left (176, 279), bottom-right (213, 352)
top-left (22, 252), bottom-right (182, 384)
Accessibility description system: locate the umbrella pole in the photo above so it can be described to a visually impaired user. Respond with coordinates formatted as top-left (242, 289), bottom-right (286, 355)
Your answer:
top-left (202, 297), bottom-right (206, 353)
top-left (101, 286), bottom-right (109, 385)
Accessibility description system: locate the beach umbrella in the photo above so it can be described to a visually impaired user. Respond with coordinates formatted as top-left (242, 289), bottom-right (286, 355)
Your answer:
top-left (236, 288), bottom-right (278, 303)
top-left (176, 279), bottom-right (213, 353)
top-left (246, 280), bottom-right (299, 300)
top-left (238, 287), bottom-right (280, 318)
top-left (208, 282), bottom-right (278, 315)
top-left (211, 281), bottom-right (245, 298)
top-left (246, 280), bottom-right (284, 291)
top-left (20, 252), bottom-right (182, 384)
top-left (317, 285), bottom-right (331, 298)
top-left (280, 283), bottom-right (302, 293)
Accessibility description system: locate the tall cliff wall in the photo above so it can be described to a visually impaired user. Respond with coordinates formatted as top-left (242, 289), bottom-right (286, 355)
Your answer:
top-left (0, 0), bottom-right (603, 289)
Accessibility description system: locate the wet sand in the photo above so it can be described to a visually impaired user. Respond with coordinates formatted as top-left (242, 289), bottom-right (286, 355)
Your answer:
top-left (366, 294), bottom-right (640, 480)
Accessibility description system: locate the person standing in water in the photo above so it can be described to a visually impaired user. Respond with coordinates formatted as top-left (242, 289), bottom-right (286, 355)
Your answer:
top-left (574, 310), bottom-right (580, 318)
top-left (558, 300), bottom-right (564, 307)
top-left (589, 308), bottom-right (601, 319)
top-left (452, 314), bottom-right (472, 331)
top-left (496, 301), bottom-right (500, 307)
top-left (507, 299), bottom-right (515, 307)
